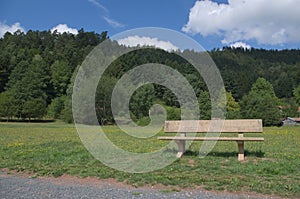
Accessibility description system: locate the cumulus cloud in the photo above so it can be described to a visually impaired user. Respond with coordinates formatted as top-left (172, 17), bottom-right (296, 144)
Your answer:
top-left (51, 24), bottom-right (78, 34)
top-left (0, 22), bottom-right (25, 38)
top-left (117, 36), bottom-right (179, 51)
top-left (230, 42), bottom-right (251, 50)
top-left (182, 0), bottom-right (300, 45)
top-left (103, 16), bottom-right (124, 28)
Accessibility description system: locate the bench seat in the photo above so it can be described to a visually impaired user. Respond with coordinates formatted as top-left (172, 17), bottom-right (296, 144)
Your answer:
top-left (158, 136), bottom-right (264, 141)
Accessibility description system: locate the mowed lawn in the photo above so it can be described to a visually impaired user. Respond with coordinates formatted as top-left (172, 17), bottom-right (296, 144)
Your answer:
top-left (0, 122), bottom-right (299, 198)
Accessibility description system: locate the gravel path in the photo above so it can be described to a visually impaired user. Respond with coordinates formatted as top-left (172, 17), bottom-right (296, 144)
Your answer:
top-left (0, 171), bottom-right (280, 199)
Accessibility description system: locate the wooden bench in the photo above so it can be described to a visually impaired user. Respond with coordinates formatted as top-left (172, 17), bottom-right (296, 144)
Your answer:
top-left (158, 119), bottom-right (264, 161)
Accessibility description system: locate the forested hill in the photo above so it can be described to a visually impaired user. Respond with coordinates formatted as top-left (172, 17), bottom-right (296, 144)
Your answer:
top-left (210, 47), bottom-right (300, 99)
top-left (0, 30), bottom-right (299, 125)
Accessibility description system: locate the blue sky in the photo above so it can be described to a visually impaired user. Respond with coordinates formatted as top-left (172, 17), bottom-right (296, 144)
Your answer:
top-left (1, 0), bottom-right (299, 50)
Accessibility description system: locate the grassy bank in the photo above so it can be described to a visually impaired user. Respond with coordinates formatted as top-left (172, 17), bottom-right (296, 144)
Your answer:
top-left (0, 122), bottom-right (299, 198)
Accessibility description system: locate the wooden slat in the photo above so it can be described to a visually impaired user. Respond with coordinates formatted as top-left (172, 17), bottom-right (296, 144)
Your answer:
top-left (164, 119), bottom-right (263, 133)
top-left (157, 136), bottom-right (265, 141)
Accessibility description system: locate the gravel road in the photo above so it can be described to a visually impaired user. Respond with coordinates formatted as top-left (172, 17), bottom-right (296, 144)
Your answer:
top-left (0, 171), bottom-right (281, 199)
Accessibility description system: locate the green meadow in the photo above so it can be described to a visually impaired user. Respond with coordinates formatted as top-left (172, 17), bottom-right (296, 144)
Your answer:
top-left (0, 122), bottom-right (299, 198)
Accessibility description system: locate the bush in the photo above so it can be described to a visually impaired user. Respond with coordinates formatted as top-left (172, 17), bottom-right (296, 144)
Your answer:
top-left (22, 98), bottom-right (47, 120)
top-left (61, 108), bottom-right (73, 123)
top-left (166, 106), bottom-right (181, 120)
top-left (47, 96), bottom-right (66, 119)
top-left (136, 117), bottom-right (151, 126)
top-left (61, 97), bottom-right (73, 123)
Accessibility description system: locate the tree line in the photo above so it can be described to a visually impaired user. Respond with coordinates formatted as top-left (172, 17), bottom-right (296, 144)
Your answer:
top-left (0, 30), bottom-right (299, 126)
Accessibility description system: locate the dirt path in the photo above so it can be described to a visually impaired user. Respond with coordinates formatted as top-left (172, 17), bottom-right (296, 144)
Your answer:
top-left (0, 170), bottom-right (282, 199)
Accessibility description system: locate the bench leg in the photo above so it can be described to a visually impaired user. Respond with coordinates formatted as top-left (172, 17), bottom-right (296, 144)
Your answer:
top-left (175, 140), bottom-right (185, 158)
top-left (237, 141), bottom-right (245, 161)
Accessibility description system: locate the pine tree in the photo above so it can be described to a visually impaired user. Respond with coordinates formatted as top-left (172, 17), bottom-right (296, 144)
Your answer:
top-left (240, 78), bottom-right (281, 126)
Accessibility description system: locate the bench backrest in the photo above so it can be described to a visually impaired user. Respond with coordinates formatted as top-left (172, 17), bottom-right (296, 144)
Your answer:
top-left (164, 119), bottom-right (263, 133)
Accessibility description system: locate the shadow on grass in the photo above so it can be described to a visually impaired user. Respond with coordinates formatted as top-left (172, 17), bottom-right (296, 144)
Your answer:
top-left (184, 150), bottom-right (265, 158)
top-left (0, 118), bottom-right (56, 123)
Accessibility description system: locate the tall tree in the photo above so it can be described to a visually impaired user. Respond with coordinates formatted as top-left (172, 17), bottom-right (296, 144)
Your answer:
top-left (129, 84), bottom-right (155, 120)
top-left (293, 85), bottom-right (300, 105)
top-left (7, 55), bottom-right (49, 119)
top-left (95, 76), bottom-right (118, 125)
top-left (225, 92), bottom-right (240, 119)
top-left (22, 98), bottom-right (46, 121)
top-left (0, 91), bottom-right (16, 120)
top-left (240, 78), bottom-right (281, 126)
top-left (198, 90), bottom-right (211, 119)
top-left (47, 96), bottom-right (66, 119)
top-left (50, 60), bottom-right (72, 96)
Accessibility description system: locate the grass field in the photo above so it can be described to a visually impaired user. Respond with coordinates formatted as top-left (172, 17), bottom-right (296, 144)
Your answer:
top-left (0, 122), bottom-right (299, 198)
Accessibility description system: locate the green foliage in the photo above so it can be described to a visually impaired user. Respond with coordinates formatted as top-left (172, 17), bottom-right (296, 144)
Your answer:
top-left (198, 91), bottom-right (240, 119)
top-left (240, 78), bottom-right (281, 126)
top-left (198, 91), bottom-right (211, 119)
top-left (211, 48), bottom-right (300, 100)
top-left (225, 92), bottom-right (241, 119)
top-left (50, 60), bottom-right (72, 96)
top-left (1, 29), bottom-right (300, 124)
top-left (5, 60), bottom-right (29, 90)
top-left (0, 29), bottom-right (107, 122)
top-left (0, 91), bottom-right (16, 120)
top-left (22, 98), bottom-right (46, 120)
top-left (47, 96), bottom-right (66, 119)
top-left (61, 108), bottom-right (73, 124)
top-left (293, 85), bottom-right (300, 104)
top-left (61, 97), bottom-right (73, 123)
top-left (6, 55), bottom-right (49, 119)
top-left (130, 84), bottom-right (155, 119)
top-left (166, 106), bottom-right (181, 120)
top-left (95, 76), bottom-right (118, 125)
top-left (9, 55), bottom-right (49, 99)
top-left (136, 117), bottom-right (151, 126)
top-left (279, 98), bottom-right (299, 118)
top-left (163, 89), bottom-right (180, 107)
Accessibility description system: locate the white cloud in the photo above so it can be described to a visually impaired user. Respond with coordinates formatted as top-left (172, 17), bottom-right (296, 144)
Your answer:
top-left (0, 22), bottom-right (25, 38)
top-left (103, 16), bottom-right (124, 28)
top-left (51, 24), bottom-right (78, 34)
top-left (182, 0), bottom-right (300, 45)
top-left (88, 0), bottom-right (109, 13)
top-left (230, 42), bottom-right (251, 50)
top-left (117, 36), bottom-right (179, 51)
top-left (87, 0), bottom-right (123, 29)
